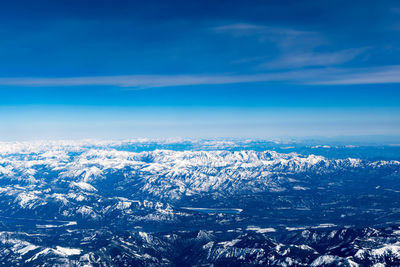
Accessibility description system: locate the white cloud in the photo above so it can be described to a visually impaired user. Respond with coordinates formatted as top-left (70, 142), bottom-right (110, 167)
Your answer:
top-left (0, 72), bottom-right (313, 88)
top-left (262, 48), bottom-right (367, 69)
top-left (214, 23), bottom-right (366, 69)
top-left (310, 65), bottom-right (400, 85)
top-left (213, 23), bottom-right (313, 39)
top-left (0, 65), bottom-right (399, 88)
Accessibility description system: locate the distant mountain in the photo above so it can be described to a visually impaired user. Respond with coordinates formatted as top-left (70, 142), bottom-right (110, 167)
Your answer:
top-left (0, 140), bottom-right (399, 266)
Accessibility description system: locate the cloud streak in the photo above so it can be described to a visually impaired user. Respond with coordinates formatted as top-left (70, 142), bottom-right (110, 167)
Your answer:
top-left (214, 23), bottom-right (367, 69)
top-left (311, 65), bottom-right (400, 85)
top-left (0, 65), bottom-right (400, 88)
top-left (0, 24), bottom-right (380, 89)
top-left (261, 48), bottom-right (367, 69)
top-left (0, 73), bottom-right (313, 88)
top-left (214, 23), bottom-right (323, 50)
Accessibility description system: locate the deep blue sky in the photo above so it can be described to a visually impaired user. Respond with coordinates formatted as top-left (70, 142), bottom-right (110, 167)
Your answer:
top-left (0, 0), bottom-right (400, 140)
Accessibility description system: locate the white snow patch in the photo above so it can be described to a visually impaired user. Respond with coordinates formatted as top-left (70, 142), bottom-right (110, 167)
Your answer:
top-left (18, 244), bottom-right (39, 255)
top-left (218, 239), bottom-right (241, 248)
top-left (293, 186), bottom-right (310, 191)
top-left (55, 246), bottom-right (81, 256)
top-left (71, 181), bottom-right (97, 192)
top-left (246, 226), bottom-right (276, 233)
top-left (286, 226), bottom-right (307, 231)
top-left (311, 255), bottom-right (338, 266)
top-left (312, 223), bottom-right (337, 229)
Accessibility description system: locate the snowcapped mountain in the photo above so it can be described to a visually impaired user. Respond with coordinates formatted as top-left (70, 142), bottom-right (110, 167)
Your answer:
top-left (0, 139), bottom-right (399, 266)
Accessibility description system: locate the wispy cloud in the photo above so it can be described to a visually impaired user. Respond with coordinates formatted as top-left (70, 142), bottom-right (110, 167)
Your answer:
top-left (213, 23), bottom-right (311, 38)
top-left (1, 65), bottom-right (400, 88)
top-left (214, 23), bottom-right (321, 49)
top-left (215, 23), bottom-right (366, 69)
top-left (311, 65), bottom-right (400, 85)
top-left (0, 73), bottom-right (311, 88)
top-left (261, 48), bottom-right (367, 69)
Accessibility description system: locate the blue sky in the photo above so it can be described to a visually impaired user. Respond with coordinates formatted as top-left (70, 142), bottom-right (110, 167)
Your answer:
top-left (0, 0), bottom-right (400, 140)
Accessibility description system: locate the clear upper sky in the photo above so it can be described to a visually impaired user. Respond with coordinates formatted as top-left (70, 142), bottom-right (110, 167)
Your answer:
top-left (0, 0), bottom-right (400, 140)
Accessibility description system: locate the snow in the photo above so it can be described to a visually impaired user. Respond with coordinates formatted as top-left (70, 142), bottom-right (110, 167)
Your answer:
top-left (312, 223), bottom-right (337, 229)
top-left (218, 239), bottom-right (241, 247)
top-left (203, 241), bottom-right (214, 249)
top-left (311, 255), bottom-right (338, 266)
top-left (36, 224), bottom-right (58, 228)
top-left (55, 246), bottom-right (82, 256)
top-left (355, 244), bottom-right (400, 259)
top-left (65, 221), bottom-right (77, 226)
top-left (17, 244), bottom-right (39, 255)
top-left (116, 201), bottom-right (132, 210)
top-left (16, 192), bottom-right (42, 209)
top-left (2, 139), bottom-right (400, 265)
top-left (312, 145), bottom-right (331, 149)
top-left (286, 227), bottom-right (307, 231)
top-left (0, 140), bottom-right (398, 203)
top-left (71, 181), bottom-right (97, 192)
top-left (196, 230), bottom-right (214, 240)
top-left (246, 226), bottom-right (276, 233)
top-left (293, 186), bottom-right (310, 191)
top-left (36, 221), bottom-right (77, 228)
top-left (181, 207), bottom-right (243, 214)
top-left (139, 232), bottom-right (152, 243)
top-left (76, 206), bottom-right (98, 219)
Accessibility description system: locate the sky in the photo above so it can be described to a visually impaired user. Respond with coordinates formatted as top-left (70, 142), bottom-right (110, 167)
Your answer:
top-left (0, 0), bottom-right (400, 140)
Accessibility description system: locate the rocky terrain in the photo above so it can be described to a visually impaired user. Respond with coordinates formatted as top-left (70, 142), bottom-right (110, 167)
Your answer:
top-left (0, 139), bottom-right (399, 266)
